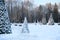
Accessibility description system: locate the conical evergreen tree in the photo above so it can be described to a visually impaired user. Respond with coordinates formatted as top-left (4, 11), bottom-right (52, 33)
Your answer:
top-left (0, 0), bottom-right (11, 34)
top-left (41, 14), bottom-right (47, 25)
top-left (22, 17), bottom-right (29, 33)
top-left (47, 13), bottom-right (54, 25)
top-left (53, 3), bottom-right (58, 23)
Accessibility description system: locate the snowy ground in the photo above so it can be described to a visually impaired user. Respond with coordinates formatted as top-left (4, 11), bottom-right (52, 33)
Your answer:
top-left (0, 23), bottom-right (60, 40)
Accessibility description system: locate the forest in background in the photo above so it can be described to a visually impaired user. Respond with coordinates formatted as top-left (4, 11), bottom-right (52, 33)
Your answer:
top-left (5, 0), bottom-right (60, 23)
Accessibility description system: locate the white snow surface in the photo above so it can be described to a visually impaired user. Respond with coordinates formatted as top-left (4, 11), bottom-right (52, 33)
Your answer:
top-left (0, 23), bottom-right (60, 40)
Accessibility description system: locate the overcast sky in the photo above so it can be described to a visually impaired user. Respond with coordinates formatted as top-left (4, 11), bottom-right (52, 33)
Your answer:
top-left (33, 0), bottom-right (60, 6)
top-left (6, 0), bottom-right (60, 6)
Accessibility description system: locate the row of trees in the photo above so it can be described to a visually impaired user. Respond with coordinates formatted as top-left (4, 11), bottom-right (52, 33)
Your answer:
top-left (5, 0), bottom-right (60, 23)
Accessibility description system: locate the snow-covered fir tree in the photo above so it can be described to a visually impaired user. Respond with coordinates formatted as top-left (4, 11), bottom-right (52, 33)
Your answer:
top-left (0, 0), bottom-right (12, 34)
top-left (34, 20), bottom-right (37, 25)
top-left (41, 14), bottom-right (47, 25)
top-left (47, 13), bottom-right (54, 25)
top-left (22, 17), bottom-right (29, 33)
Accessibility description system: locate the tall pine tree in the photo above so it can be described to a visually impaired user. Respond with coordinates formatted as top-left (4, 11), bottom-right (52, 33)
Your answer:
top-left (53, 3), bottom-right (58, 23)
